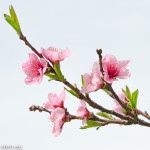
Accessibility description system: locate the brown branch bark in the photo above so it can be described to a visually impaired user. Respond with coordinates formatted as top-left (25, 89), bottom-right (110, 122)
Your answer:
top-left (29, 105), bottom-right (132, 126)
top-left (29, 105), bottom-right (51, 114)
top-left (137, 109), bottom-right (150, 120)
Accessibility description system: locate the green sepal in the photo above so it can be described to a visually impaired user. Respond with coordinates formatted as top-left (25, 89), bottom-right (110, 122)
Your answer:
top-left (54, 62), bottom-right (64, 81)
top-left (132, 89), bottom-right (139, 110)
top-left (81, 75), bottom-right (85, 86)
top-left (80, 120), bottom-right (100, 129)
top-left (97, 112), bottom-right (113, 120)
top-left (45, 73), bottom-right (60, 81)
top-left (64, 87), bottom-right (77, 97)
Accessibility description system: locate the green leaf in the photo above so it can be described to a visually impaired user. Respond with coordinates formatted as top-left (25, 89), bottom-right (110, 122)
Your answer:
top-left (80, 120), bottom-right (100, 129)
top-left (97, 112), bottom-right (113, 120)
top-left (127, 104), bottom-right (132, 109)
top-left (4, 14), bottom-right (19, 32)
top-left (45, 73), bottom-right (60, 81)
top-left (126, 86), bottom-right (132, 101)
top-left (81, 75), bottom-right (85, 86)
top-left (122, 88), bottom-right (127, 95)
top-left (9, 5), bottom-right (21, 31)
top-left (122, 109), bottom-right (127, 114)
top-left (54, 62), bottom-right (64, 81)
top-left (132, 89), bottom-right (139, 110)
top-left (122, 88), bottom-right (132, 105)
top-left (4, 5), bottom-right (21, 35)
top-left (64, 87), bottom-right (77, 97)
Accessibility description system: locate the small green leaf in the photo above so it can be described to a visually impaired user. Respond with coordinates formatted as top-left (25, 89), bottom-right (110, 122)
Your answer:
top-left (132, 89), bottom-right (139, 110)
top-left (4, 5), bottom-right (21, 35)
top-left (97, 112), bottom-right (113, 120)
top-left (122, 88), bottom-right (132, 105)
top-left (45, 73), bottom-right (60, 81)
top-left (122, 88), bottom-right (127, 95)
top-left (80, 120), bottom-right (100, 129)
top-left (127, 104), bottom-right (132, 109)
top-left (122, 109), bottom-right (127, 114)
top-left (126, 86), bottom-right (132, 100)
top-left (54, 62), bottom-right (64, 81)
top-left (4, 14), bottom-right (19, 32)
top-left (9, 5), bottom-right (21, 31)
top-left (64, 87), bottom-right (77, 97)
top-left (81, 75), bottom-right (85, 86)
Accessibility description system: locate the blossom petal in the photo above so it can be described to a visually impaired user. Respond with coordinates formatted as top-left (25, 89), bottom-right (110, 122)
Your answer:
top-left (59, 48), bottom-right (72, 61)
top-left (49, 108), bottom-right (65, 136)
top-left (29, 53), bottom-right (40, 64)
top-left (92, 62), bottom-right (100, 74)
top-left (118, 69), bottom-right (131, 79)
top-left (48, 93), bottom-right (60, 109)
top-left (59, 89), bottom-right (66, 103)
top-left (83, 73), bottom-right (91, 84)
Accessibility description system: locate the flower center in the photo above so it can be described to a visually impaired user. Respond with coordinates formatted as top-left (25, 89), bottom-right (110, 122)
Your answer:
top-left (107, 62), bottom-right (119, 78)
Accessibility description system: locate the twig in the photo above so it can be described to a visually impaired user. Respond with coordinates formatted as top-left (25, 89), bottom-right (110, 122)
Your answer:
top-left (96, 49), bottom-right (104, 77)
top-left (19, 32), bottom-right (55, 74)
top-left (29, 105), bottom-right (132, 126)
top-left (29, 105), bottom-right (51, 114)
top-left (137, 109), bottom-right (150, 120)
top-left (20, 32), bottom-right (43, 58)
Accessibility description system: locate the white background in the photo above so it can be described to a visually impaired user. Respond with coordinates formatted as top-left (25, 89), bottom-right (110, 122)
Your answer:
top-left (0, 0), bottom-right (150, 150)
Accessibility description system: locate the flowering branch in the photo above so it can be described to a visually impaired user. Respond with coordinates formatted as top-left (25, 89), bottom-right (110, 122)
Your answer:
top-left (29, 105), bottom-right (132, 127)
top-left (4, 5), bottom-right (150, 137)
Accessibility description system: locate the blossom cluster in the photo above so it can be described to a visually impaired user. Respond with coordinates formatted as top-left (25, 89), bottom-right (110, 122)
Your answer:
top-left (22, 47), bottom-right (131, 136)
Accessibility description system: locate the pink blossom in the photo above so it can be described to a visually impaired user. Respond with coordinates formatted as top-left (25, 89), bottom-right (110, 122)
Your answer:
top-left (43, 89), bottom-right (66, 110)
top-left (113, 92), bottom-right (129, 115)
top-left (22, 53), bottom-right (47, 85)
top-left (102, 54), bottom-right (131, 83)
top-left (80, 62), bottom-right (103, 93)
top-left (77, 100), bottom-right (89, 125)
top-left (49, 107), bottom-right (66, 136)
top-left (41, 47), bottom-right (72, 64)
